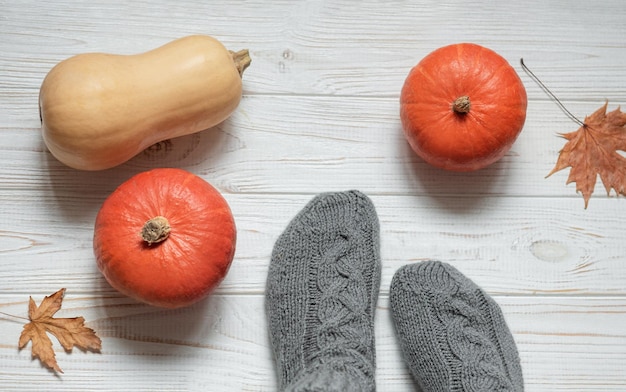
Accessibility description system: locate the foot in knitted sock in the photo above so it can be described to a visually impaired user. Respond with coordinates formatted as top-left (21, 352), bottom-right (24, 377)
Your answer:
top-left (266, 190), bottom-right (381, 392)
top-left (390, 261), bottom-right (524, 392)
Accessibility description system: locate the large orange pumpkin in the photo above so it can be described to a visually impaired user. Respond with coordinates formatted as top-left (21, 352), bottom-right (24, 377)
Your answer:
top-left (400, 43), bottom-right (527, 171)
top-left (93, 168), bottom-right (236, 308)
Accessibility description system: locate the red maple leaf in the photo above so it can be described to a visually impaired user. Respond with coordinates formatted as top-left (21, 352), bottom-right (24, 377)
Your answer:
top-left (547, 101), bottom-right (626, 208)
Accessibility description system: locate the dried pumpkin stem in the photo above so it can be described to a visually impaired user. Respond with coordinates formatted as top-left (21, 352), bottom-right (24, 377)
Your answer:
top-left (230, 49), bottom-right (251, 77)
top-left (141, 216), bottom-right (171, 245)
top-left (452, 96), bottom-right (471, 114)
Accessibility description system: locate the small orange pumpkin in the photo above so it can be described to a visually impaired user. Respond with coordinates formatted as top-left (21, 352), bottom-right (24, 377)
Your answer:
top-left (93, 168), bottom-right (236, 308)
top-left (400, 43), bottom-right (527, 171)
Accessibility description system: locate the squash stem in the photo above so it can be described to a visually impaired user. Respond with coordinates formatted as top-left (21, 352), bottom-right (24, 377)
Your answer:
top-left (230, 49), bottom-right (251, 77)
top-left (141, 216), bottom-right (171, 245)
top-left (452, 96), bottom-right (471, 114)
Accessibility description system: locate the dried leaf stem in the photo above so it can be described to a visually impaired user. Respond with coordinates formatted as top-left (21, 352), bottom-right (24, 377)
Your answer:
top-left (520, 58), bottom-right (585, 126)
top-left (0, 311), bottom-right (29, 322)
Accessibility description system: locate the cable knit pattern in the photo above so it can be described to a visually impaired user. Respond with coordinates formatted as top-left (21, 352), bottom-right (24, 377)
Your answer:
top-left (390, 261), bottom-right (524, 392)
top-left (266, 190), bottom-right (381, 392)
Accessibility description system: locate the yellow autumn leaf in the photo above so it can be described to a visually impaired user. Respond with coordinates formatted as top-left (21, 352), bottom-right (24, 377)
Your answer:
top-left (18, 288), bottom-right (102, 373)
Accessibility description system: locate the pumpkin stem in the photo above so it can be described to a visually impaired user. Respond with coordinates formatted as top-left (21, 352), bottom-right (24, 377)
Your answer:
top-left (141, 216), bottom-right (171, 245)
top-left (452, 96), bottom-right (471, 114)
top-left (230, 49), bottom-right (252, 78)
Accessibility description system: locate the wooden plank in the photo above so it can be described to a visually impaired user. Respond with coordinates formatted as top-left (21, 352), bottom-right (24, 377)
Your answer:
top-left (1, 1), bottom-right (625, 99)
top-left (0, 193), bottom-right (623, 296)
top-left (0, 294), bottom-right (624, 391)
top-left (2, 95), bottom-right (625, 199)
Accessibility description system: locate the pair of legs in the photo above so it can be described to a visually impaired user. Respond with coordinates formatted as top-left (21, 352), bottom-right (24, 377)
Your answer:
top-left (266, 191), bottom-right (524, 391)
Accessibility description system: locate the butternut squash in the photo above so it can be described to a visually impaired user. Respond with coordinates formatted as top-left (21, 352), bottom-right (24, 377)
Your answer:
top-left (39, 35), bottom-right (251, 170)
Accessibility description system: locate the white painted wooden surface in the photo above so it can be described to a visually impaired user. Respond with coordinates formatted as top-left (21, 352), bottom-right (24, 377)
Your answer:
top-left (1, 1), bottom-right (625, 390)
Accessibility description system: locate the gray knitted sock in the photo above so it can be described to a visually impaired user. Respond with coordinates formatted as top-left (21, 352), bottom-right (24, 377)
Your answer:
top-left (266, 190), bottom-right (381, 392)
top-left (390, 260), bottom-right (524, 392)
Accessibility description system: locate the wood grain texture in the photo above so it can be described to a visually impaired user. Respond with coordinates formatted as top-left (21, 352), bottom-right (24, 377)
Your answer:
top-left (1, 295), bottom-right (625, 391)
top-left (1, 1), bottom-right (625, 391)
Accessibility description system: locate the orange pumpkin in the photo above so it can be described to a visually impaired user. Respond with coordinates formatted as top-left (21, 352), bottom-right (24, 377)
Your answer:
top-left (93, 168), bottom-right (236, 308)
top-left (400, 43), bottom-right (527, 171)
